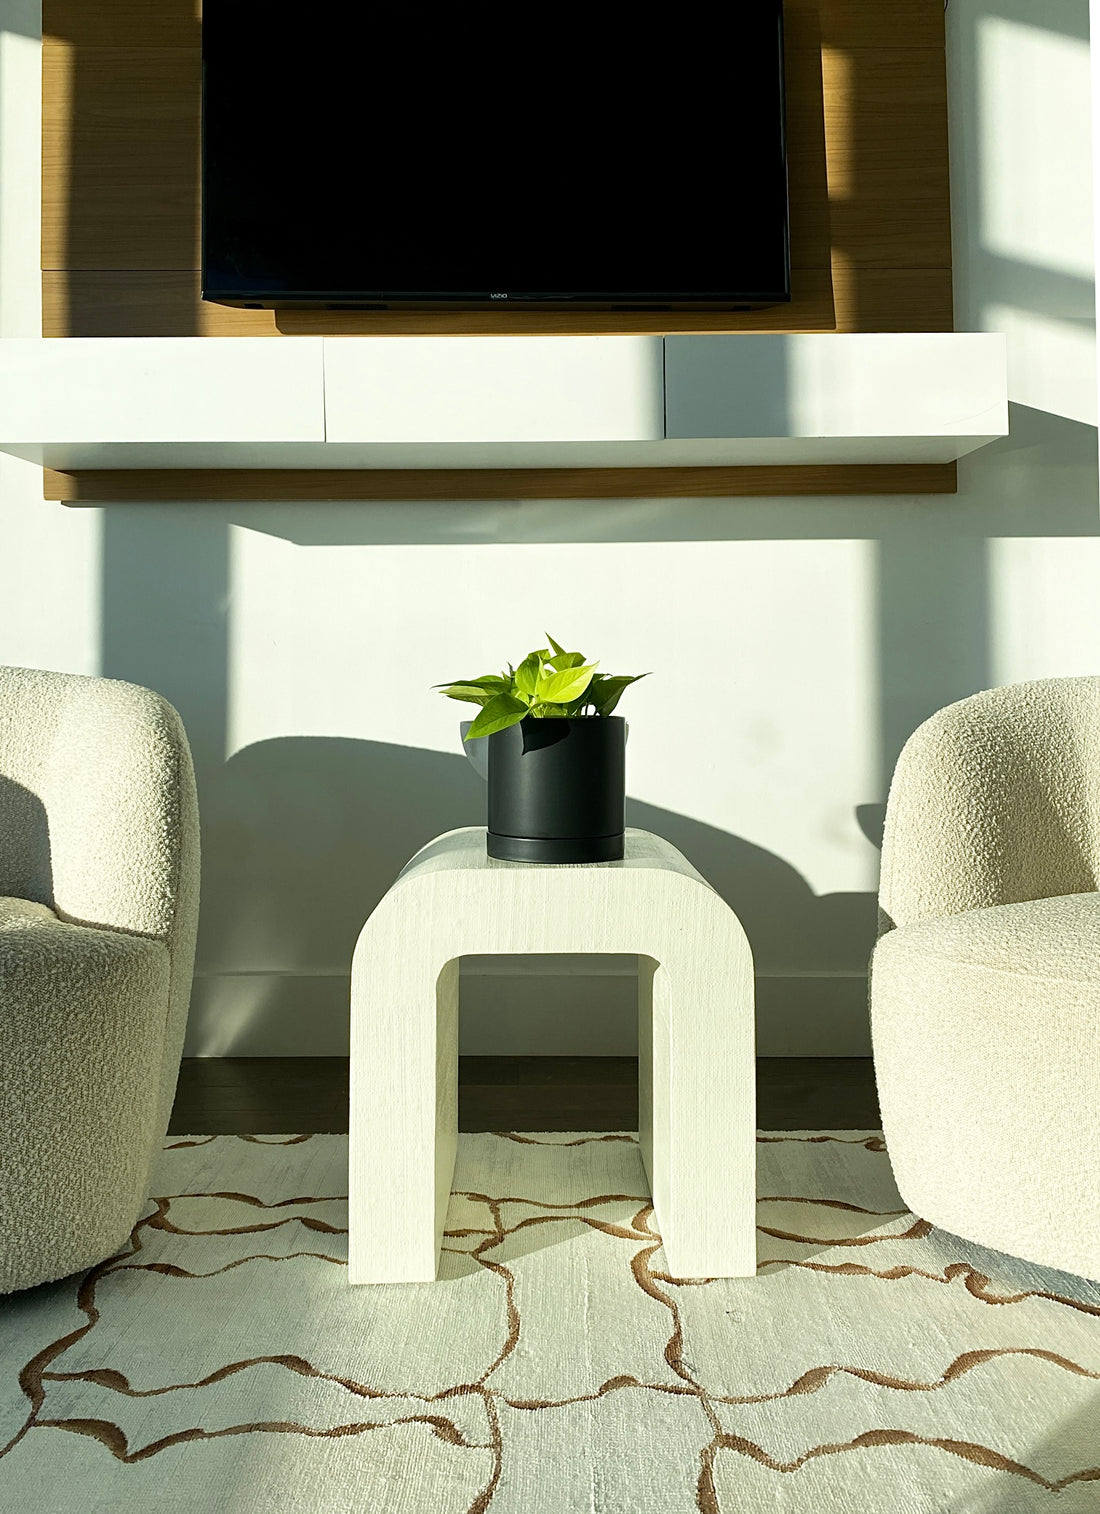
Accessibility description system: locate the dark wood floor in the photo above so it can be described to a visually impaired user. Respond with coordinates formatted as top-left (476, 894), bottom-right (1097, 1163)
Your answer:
top-left (168, 1056), bottom-right (880, 1135)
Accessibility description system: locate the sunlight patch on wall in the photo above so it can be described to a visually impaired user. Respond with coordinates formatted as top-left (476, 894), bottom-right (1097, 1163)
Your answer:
top-left (989, 535), bottom-right (1100, 686)
top-left (987, 302), bottom-right (1097, 426)
top-left (978, 17), bottom-right (1093, 282)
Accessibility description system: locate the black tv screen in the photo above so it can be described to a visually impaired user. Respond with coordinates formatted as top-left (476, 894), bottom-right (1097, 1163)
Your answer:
top-left (201, 5), bottom-right (790, 310)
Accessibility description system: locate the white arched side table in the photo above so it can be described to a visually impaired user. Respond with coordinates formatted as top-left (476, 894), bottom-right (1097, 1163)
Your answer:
top-left (349, 827), bottom-right (756, 1284)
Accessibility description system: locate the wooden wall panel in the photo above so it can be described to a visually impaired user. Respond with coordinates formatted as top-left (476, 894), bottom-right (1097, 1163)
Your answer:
top-left (42, 2), bottom-right (952, 332)
top-left (42, 44), bottom-right (201, 271)
top-left (45, 0), bottom-right (200, 47)
top-left (41, 0), bottom-right (954, 498)
top-left (42, 263), bottom-right (953, 339)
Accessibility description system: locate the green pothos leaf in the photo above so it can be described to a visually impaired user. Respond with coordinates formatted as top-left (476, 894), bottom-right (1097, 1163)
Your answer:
top-left (587, 672), bottom-right (649, 716)
top-left (536, 661), bottom-right (598, 705)
top-left (464, 693), bottom-right (530, 740)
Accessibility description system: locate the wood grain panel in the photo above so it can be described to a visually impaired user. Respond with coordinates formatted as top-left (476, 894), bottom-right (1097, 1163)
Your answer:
top-left (44, 1), bottom-right (943, 53)
top-left (41, 27), bottom-right (949, 313)
top-left (822, 49), bottom-right (951, 268)
top-left (41, 0), bottom-right (954, 497)
top-left (810, 0), bottom-right (945, 49)
top-left (40, 36), bottom-right (839, 286)
top-left (44, 263), bottom-right (952, 338)
top-left (45, 0), bottom-right (199, 47)
top-left (43, 27), bottom-right (837, 283)
top-left (42, 44), bottom-right (201, 270)
top-left (45, 463), bottom-right (957, 503)
top-left (830, 262), bottom-right (951, 332)
top-left (44, 271), bottom-right (281, 337)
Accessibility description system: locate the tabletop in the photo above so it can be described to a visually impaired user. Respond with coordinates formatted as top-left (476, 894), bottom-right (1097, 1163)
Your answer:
top-left (394, 826), bottom-right (712, 890)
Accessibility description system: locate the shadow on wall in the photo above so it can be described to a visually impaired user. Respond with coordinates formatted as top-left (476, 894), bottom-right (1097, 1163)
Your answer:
top-left (195, 734), bottom-right (876, 994)
top-left (0, 776), bottom-right (52, 906)
top-left (94, 403), bottom-right (1098, 1054)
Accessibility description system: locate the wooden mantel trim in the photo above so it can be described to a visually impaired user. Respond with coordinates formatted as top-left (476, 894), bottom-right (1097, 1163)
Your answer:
top-left (45, 463), bottom-right (958, 504)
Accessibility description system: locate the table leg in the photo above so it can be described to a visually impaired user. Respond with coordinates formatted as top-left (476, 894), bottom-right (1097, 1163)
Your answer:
top-left (349, 944), bottom-right (459, 1284)
top-left (641, 921), bottom-right (756, 1279)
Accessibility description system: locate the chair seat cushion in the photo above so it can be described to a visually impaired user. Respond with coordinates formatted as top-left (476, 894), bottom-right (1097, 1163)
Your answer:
top-left (878, 890), bottom-right (1100, 984)
top-left (871, 891), bottom-right (1100, 1278)
top-left (0, 896), bottom-right (58, 929)
top-left (0, 896), bottom-right (172, 1293)
top-left (0, 894), bottom-right (170, 977)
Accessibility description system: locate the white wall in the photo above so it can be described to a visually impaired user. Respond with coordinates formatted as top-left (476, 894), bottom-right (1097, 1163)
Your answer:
top-left (0, 0), bottom-right (1096, 1057)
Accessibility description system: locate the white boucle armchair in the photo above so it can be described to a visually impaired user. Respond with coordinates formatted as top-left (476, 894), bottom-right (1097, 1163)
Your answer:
top-left (0, 666), bottom-right (199, 1292)
top-left (871, 675), bottom-right (1100, 1279)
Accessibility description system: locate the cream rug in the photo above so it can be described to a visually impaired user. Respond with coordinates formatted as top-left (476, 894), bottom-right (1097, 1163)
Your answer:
top-left (1, 1131), bottom-right (1099, 1513)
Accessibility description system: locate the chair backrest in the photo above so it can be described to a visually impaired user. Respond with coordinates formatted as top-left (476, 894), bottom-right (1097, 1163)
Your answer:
top-left (0, 666), bottom-right (195, 937)
top-left (880, 675), bottom-right (1100, 930)
top-left (0, 665), bottom-right (200, 1136)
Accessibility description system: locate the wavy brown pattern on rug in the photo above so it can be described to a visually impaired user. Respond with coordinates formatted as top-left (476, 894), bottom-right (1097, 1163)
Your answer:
top-left (28, 1195), bottom-right (658, 1436)
top-left (3, 1193), bottom-right (353, 1467)
top-left (459, 1189), bottom-right (721, 1508)
top-left (0, 1200), bottom-right (171, 1460)
top-left (12, 1155), bottom-right (688, 1506)
top-left (505, 1375), bottom-right (699, 1410)
top-left (150, 1213), bottom-right (347, 1238)
top-left (501, 1345), bottom-right (1100, 1414)
top-left (455, 1191), bottom-right (649, 1211)
top-left (501, 1133), bottom-right (887, 1149)
top-left (33, 1411), bottom-right (489, 1463)
top-left (550, 1217), bottom-right (1100, 1509)
top-left (463, 1177), bottom-right (1100, 1508)
top-left (156, 1189), bottom-right (346, 1208)
top-left (10, 1134), bottom-right (1099, 1513)
top-left (8, 1192), bottom-right (502, 1503)
top-left (145, 1189), bottom-right (348, 1239)
top-left (758, 1217), bottom-right (933, 1247)
top-left (468, 1199), bottom-right (660, 1383)
top-left (107, 1252), bottom-right (346, 1280)
top-left (757, 1196), bottom-right (908, 1215)
top-left (760, 1256), bottom-right (1100, 1316)
top-left (470, 1198), bottom-right (522, 1383)
top-left (699, 1426), bottom-right (1100, 1492)
top-left (467, 1389), bottom-right (503, 1514)
top-left (164, 1135), bottom-right (315, 1149)
top-left (630, 1225), bottom-right (727, 1507)
top-left (43, 1357), bottom-right (510, 1410)
top-left (59, 1242), bottom-right (1086, 1419)
top-left (44, 1351), bottom-right (394, 1401)
top-left (493, 1132), bottom-right (639, 1146)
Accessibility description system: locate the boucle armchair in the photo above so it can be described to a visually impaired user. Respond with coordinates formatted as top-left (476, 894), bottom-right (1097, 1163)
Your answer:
top-left (871, 676), bottom-right (1100, 1279)
top-left (0, 666), bottom-right (199, 1292)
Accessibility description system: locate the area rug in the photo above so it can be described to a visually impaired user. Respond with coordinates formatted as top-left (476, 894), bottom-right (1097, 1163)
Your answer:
top-left (1, 1132), bottom-right (1099, 1513)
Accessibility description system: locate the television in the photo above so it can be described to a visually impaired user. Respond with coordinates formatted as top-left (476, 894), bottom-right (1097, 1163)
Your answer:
top-left (201, 5), bottom-right (790, 312)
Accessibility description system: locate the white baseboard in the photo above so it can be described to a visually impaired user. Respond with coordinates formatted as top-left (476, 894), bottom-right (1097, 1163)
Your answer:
top-left (184, 963), bottom-right (870, 1057)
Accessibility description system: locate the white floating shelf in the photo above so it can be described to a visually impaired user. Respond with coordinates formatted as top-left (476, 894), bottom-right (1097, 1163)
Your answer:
top-left (0, 334), bottom-right (1008, 472)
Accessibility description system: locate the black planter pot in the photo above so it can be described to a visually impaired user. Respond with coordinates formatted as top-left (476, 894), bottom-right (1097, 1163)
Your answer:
top-left (483, 716), bottom-right (626, 863)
